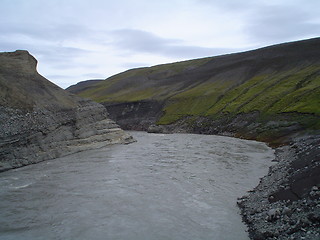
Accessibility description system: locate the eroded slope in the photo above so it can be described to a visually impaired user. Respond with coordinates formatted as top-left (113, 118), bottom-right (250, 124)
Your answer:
top-left (0, 50), bottom-right (133, 172)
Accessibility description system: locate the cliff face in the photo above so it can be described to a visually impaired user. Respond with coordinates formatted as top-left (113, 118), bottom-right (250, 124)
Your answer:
top-left (0, 50), bottom-right (134, 172)
top-left (68, 38), bottom-right (320, 144)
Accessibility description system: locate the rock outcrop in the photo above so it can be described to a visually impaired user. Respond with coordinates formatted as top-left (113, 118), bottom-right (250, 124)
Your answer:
top-left (0, 50), bottom-right (134, 172)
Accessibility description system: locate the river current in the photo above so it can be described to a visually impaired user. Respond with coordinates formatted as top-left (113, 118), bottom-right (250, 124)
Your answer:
top-left (0, 131), bottom-right (274, 240)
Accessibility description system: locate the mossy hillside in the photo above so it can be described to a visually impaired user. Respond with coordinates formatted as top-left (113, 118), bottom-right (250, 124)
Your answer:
top-left (77, 77), bottom-right (122, 101)
top-left (275, 73), bottom-right (320, 114)
top-left (158, 80), bottom-right (236, 124)
top-left (94, 88), bottom-right (159, 103)
top-left (237, 66), bottom-right (320, 114)
top-left (158, 65), bottom-right (320, 126)
top-left (69, 38), bottom-right (320, 136)
top-left (77, 57), bottom-right (213, 103)
top-left (205, 75), bottom-right (270, 115)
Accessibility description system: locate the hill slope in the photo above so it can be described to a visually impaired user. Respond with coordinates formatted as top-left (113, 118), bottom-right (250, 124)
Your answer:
top-left (0, 50), bottom-right (133, 172)
top-left (68, 38), bottom-right (320, 144)
top-left (68, 39), bottom-right (320, 239)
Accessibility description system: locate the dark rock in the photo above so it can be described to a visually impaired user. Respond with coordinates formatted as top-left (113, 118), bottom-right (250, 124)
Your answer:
top-left (308, 213), bottom-right (320, 223)
top-left (147, 124), bottom-right (164, 133)
top-left (238, 134), bottom-right (320, 239)
top-left (103, 100), bottom-right (165, 131)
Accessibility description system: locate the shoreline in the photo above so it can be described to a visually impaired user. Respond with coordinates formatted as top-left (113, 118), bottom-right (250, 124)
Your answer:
top-left (147, 124), bottom-right (320, 239)
top-left (1, 121), bottom-right (318, 239)
top-left (237, 134), bottom-right (320, 240)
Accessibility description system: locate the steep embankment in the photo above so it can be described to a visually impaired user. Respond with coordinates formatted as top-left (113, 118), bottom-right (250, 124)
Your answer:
top-left (0, 50), bottom-right (133, 172)
top-left (68, 38), bottom-right (320, 145)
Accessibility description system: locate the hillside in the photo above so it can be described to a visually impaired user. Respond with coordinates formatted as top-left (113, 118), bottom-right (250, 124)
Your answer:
top-left (68, 38), bottom-right (320, 144)
top-left (67, 38), bottom-right (320, 239)
top-left (66, 79), bottom-right (103, 94)
top-left (0, 50), bottom-right (133, 172)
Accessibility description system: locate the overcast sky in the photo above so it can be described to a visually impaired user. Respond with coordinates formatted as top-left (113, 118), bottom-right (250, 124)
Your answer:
top-left (1, 0), bottom-right (319, 88)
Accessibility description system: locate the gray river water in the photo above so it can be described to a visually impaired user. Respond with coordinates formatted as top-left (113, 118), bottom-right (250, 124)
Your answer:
top-left (0, 131), bottom-right (274, 240)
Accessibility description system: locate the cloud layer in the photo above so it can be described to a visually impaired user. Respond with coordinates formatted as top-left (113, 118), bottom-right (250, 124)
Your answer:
top-left (1, 0), bottom-right (319, 88)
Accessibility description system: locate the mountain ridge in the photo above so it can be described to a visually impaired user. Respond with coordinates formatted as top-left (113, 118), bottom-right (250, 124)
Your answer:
top-left (68, 37), bottom-right (320, 144)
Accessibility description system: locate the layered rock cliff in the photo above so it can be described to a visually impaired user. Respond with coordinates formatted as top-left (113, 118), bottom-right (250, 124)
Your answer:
top-left (0, 50), bottom-right (134, 172)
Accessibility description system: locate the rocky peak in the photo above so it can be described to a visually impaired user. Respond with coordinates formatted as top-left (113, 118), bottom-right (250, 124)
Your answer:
top-left (0, 50), bottom-right (134, 172)
top-left (0, 50), bottom-right (38, 75)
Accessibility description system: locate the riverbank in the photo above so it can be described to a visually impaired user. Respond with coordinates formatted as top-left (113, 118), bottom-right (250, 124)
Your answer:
top-left (147, 121), bottom-right (320, 239)
top-left (147, 120), bottom-right (320, 239)
top-left (237, 133), bottom-right (320, 240)
top-left (0, 131), bottom-right (274, 240)
top-left (144, 121), bottom-right (320, 239)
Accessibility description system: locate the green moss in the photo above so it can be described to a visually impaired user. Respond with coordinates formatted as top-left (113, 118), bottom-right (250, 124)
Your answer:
top-left (157, 80), bottom-right (234, 124)
top-left (77, 79), bottom-right (117, 101)
top-left (271, 72), bottom-right (320, 114)
top-left (95, 88), bottom-right (158, 103)
top-left (239, 66), bottom-right (320, 114)
top-left (158, 66), bottom-right (320, 124)
top-left (158, 112), bottom-right (184, 125)
top-left (284, 87), bottom-right (320, 114)
top-left (203, 66), bottom-right (320, 117)
top-left (218, 75), bottom-right (269, 113)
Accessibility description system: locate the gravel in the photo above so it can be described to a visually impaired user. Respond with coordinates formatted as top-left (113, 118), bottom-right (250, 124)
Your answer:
top-left (238, 134), bottom-right (320, 240)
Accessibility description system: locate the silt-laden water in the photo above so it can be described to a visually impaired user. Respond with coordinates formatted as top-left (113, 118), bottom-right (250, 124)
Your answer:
top-left (0, 131), bottom-right (274, 240)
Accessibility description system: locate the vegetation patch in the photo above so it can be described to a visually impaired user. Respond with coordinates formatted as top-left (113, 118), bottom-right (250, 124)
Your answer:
top-left (158, 80), bottom-right (236, 124)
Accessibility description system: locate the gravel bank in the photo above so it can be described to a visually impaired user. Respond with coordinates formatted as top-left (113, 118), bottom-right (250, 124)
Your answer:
top-left (237, 134), bottom-right (320, 240)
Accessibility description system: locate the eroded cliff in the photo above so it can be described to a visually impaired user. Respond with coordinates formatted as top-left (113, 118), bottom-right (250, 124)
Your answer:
top-left (0, 50), bottom-right (134, 172)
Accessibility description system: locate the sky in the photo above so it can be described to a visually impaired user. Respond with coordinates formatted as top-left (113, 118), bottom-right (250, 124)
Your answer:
top-left (1, 0), bottom-right (319, 89)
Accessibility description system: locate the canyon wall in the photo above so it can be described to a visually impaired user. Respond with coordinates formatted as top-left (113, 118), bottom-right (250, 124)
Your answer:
top-left (0, 50), bottom-right (134, 172)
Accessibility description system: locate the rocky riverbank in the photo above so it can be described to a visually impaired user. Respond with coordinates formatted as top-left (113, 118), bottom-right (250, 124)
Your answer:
top-left (139, 115), bottom-right (320, 239)
top-left (145, 118), bottom-right (320, 239)
top-left (237, 134), bottom-right (320, 240)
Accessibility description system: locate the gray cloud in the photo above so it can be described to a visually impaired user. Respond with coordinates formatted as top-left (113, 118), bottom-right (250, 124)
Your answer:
top-left (81, 73), bottom-right (106, 79)
top-left (0, 37), bottom-right (90, 70)
top-left (196, 0), bottom-right (257, 10)
top-left (111, 29), bottom-right (182, 53)
top-left (35, 47), bottom-right (89, 63)
top-left (0, 23), bottom-right (91, 43)
top-left (196, 0), bottom-right (320, 45)
top-left (246, 5), bottom-right (320, 43)
top-left (110, 29), bottom-right (237, 59)
top-left (45, 74), bottom-right (72, 79)
top-left (1, 0), bottom-right (319, 88)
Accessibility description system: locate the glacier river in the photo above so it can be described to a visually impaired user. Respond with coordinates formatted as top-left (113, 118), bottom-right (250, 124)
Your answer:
top-left (0, 131), bottom-right (274, 240)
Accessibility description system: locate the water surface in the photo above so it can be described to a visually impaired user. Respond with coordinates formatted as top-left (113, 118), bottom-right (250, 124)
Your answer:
top-left (0, 131), bottom-right (274, 240)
